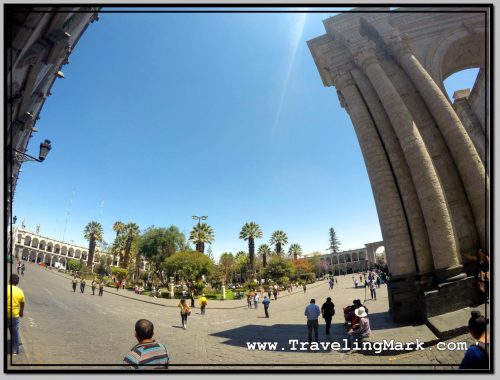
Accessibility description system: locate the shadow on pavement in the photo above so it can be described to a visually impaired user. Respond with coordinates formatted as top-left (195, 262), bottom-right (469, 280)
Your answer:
top-left (211, 311), bottom-right (433, 355)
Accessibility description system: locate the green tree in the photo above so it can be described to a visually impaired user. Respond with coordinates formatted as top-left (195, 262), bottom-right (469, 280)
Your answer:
top-left (113, 221), bottom-right (125, 238)
top-left (140, 226), bottom-right (188, 286)
top-left (263, 257), bottom-right (295, 281)
top-left (120, 223), bottom-right (140, 269)
top-left (68, 258), bottom-right (82, 272)
top-left (83, 221), bottom-right (104, 269)
top-left (258, 244), bottom-right (271, 268)
top-left (164, 251), bottom-right (214, 282)
top-left (328, 227), bottom-right (341, 254)
top-left (112, 267), bottom-right (128, 282)
top-left (269, 230), bottom-right (288, 256)
top-left (218, 252), bottom-right (236, 283)
top-left (288, 243), bottom-right (303, 260)
top-left (239, 222), bottom-right (263, 271)
top-left (189, 223), bottom-right (215, 254)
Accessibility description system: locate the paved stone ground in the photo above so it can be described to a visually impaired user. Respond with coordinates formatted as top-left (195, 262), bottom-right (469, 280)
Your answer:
top-left (7, 260), bottom-right (475, 371)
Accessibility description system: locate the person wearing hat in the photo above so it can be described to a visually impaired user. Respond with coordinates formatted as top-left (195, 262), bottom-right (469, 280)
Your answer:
top-left (346, 306), bottom-right (371, 353)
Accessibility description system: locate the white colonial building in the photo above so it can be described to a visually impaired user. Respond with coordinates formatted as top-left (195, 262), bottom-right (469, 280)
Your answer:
top-left (316, 241), bottom-right (385, 275)
top-left (13, 229), bottom-right (150, 272)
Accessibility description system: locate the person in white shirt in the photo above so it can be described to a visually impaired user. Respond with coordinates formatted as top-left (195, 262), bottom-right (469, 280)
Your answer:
top-left (304, 299), bottom-right (321, 344)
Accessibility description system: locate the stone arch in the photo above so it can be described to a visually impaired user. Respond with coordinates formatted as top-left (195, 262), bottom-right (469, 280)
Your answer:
top-left (31, 237), bottom-right (39, 248)
top-left (55, 244), bottom-right (61, 254)
top-left (68, 247), bottom-right (74, 258)
top-left (22, 248), bottom-right (29, 260)
top-left (29, 250), bottom-right (37, 262)
top-left (39, 240), bottom-right (46, 250)
top-left (36, 251), bottom-right (44, 263)
top-left (17, 233), bottom-right (23, 244)
top-left (75, 249), bottom-right (81, 259)
top-left (43, 253), bottom-right (51, 265)
top-left (24, 235), bottom-right (31, 246)
top-left (426, 29), bottom-right (486, 95)
top-left (47, 242), bottom-right (53, 252)
top-left (82, 251), bottom-right (88, 261)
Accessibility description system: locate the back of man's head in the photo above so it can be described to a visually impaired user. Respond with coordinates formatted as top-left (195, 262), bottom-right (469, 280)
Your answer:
top-left (310, 299), bottom-right (315, 304)
top-left (10, 274), bottom-right (20, 286)
top-left (327, 297), bottom-right (332, 302)
top-left (135, 319), bottom-right (154, 341)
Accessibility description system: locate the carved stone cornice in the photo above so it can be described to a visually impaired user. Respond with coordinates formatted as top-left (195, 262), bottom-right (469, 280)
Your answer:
top-left (331, 70), bottom-right (355, 92)
top-left (385, 33), bottom-right (413, 62)
top-left (354, 47), bottom-right (379, 72)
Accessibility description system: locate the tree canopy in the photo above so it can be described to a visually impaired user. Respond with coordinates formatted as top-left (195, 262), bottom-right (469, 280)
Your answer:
top-left (164, 250), bottom-right (214, 282)
top-left (328, 227), bottom-right (341, 254)
top-left (263, 257), bottom-right (295, 281)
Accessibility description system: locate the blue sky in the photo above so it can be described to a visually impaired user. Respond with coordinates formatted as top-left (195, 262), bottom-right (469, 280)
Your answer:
top-left (12, 10), bottom-right (479, 259)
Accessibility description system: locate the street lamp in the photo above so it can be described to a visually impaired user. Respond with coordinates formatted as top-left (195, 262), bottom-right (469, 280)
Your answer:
top-left (12, 139), bottom-right (52, 163)
top-left (192, 215), bottom-right (208, 226)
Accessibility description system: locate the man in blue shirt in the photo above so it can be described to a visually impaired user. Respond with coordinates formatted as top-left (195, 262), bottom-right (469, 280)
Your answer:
top-left (262, 296), bottom-right (270, 318)
top-left (304, 299), bottom-right (321, 344)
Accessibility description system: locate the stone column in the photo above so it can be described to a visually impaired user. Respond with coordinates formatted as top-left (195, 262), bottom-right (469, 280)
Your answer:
top-left (386, 36), bottom-right (488, 253)
top-left (354, 47), bottom-right (459, 271)
top-left (169, 277), bottom-right (175, 299)
top-left (351, 68), bottom-right (433, 273)
top-left (333, 70), bottom-right (416, 276)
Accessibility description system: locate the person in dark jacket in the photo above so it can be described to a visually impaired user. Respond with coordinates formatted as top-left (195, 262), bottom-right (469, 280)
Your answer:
top-left (460, 310), bottom-right (489, 369)
top-left (321, 297), bottom-right (335, 335)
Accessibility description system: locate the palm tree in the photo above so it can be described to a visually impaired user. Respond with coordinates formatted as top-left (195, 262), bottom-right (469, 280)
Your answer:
top-left (189, 223), bottom-right (214, 254)
top-left (83, 221), bottom-right (104, 269)
top-left (113, 221), bottom-right (125, 238)
top-left (121, 223), bottom-right (140, 269)
top-left (239, 222), bottom-right (263, 271)
top-left (270, 230), bottom-right (288, 256)
top-left (288, 243), bottom-right (303, 260)
top-left (258, 244), bottom-right (271, 268)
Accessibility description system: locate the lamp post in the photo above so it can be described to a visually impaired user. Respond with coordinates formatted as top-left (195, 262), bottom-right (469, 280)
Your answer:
top-left (12, 139), bottom-right (52, 163)
top-left (192, 215), bottom-right (208, 226)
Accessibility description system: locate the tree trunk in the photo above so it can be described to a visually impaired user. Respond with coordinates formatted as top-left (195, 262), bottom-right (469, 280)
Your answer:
top-left (87, 238), bottom-right (95, 268)
top-left (249, 238), bottom-right (255, 271)
top-left (263, 253), bottom-right (267, 268)
top-left (121, 237), bottom-right (132, 269)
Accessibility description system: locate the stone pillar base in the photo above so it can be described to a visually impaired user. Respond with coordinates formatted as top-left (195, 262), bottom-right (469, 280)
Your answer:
top-left (388, 272), bottom-right (484, 322)
top-left (422, 275), bottom-right (483, 318)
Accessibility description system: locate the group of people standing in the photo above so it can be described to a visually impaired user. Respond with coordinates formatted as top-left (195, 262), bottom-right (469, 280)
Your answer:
top-left (16, 261), bottom-right (26, 276)
top-left (71, 275), bottom-right (104, 296)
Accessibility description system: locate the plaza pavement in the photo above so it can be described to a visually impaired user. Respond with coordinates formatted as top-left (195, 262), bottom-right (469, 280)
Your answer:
top-left (7, 260), bottom-right (477, 370)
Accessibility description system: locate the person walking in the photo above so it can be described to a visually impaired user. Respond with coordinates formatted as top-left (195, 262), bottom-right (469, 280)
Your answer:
top-left (267, 286), bottom-right (272, 299)
top-left (16, 261), bottom-right (21, 275)
top-left (178, 299), bottom-right (191, 330)
top-left (190, 290), bottom-right (195, 308)
top-left (122, 279), bottom-right (126, 290)
top-left (304, 299), bottom-right (321, 344)
top-left (321, 297), bottom-right (335, 335)
top-left (273, 285), bottom-right (278, 301)
top-left (199, 293), bottom-right (207, 315)
top-left (123, 319), bottom-right (169, 369)
top-left (376, 275), bottom-right (381, 288)
top-left (459, 310), bottom-right (489, 369)
top-left (247, 291), bottom-right (254, 309)
top-left (98, 281), bottom-right (104, 296)
top-left (72, 276), bottom-right (78, 292)
top-left (116, 280), bottom-right (120, 291)
top-left (7, 274), bottom-right (25, 356)
top-left (80, 278), bottom-right (86, 294)
top-left (262, 296), bottom-right (270, 318)
top-left (254, 293), bottom-right (260, 309)
top-left (21, 263), bottom-right (25, 276)
top-left (302, 283), bottom-right (307, 293)
top-left (370, 280), bottom-right (377, 300)
top-left (91, 279), bottom-right (97, 295)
